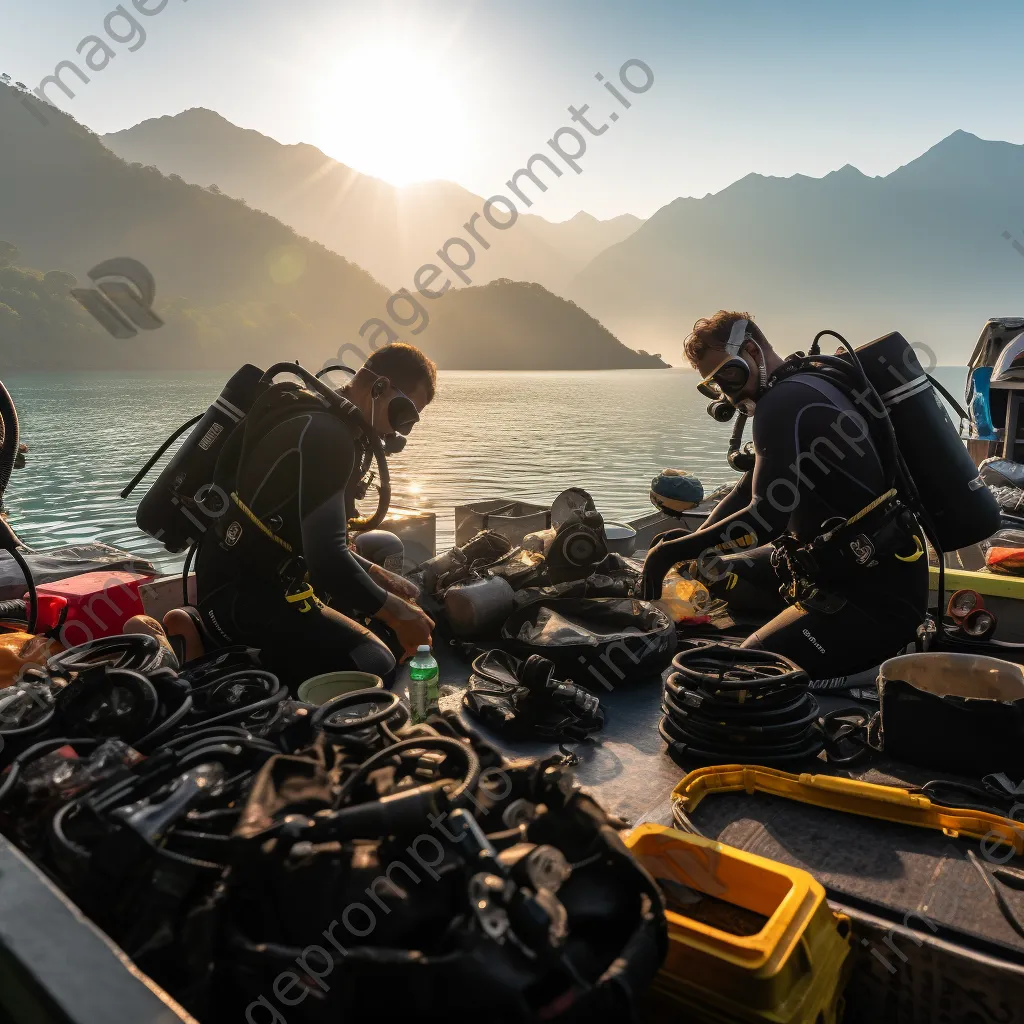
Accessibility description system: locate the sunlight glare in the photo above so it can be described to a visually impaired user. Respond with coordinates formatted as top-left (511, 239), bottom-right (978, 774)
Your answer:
top-left (315, 39), bottom-right (469, 187)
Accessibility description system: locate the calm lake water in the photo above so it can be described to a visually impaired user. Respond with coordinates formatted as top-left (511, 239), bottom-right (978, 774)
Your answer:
top-left (1, 367), bottom-right (969, 573)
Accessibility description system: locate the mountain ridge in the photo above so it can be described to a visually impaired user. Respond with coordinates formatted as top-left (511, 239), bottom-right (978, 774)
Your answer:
top-left (570, 129), bottom-right (1024, 364)
top-left (0, 85), bottom-right (662, 371)
top-left (101, 108), bottom-right (645, 295)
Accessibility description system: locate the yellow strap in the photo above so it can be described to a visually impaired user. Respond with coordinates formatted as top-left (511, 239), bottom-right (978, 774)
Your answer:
top-left (231, 495), bottom-right (323, 610)
top-left (895, 534), bottom-right (924, 562)
top-left (231, 493), bottom-right (293, 553)
top-left (845, 487), bottom-right (898, 527)
top-left (284, 584), bottom-right (319, 613)
top-left (712, 533), bottom-right (757, 554)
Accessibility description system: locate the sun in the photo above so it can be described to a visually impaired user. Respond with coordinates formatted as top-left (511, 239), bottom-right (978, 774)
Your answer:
top-left (315, 40), bottom-right (470, 187)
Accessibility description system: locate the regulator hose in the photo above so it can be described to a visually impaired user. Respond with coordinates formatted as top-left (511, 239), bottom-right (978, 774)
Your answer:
top-left (727, 412), bottom-right (754, 473)
top-left (262, 362), bottom-right (391, 532)
top-left (0, 378), bottom-right (35, 634)
top-left (659, 643), bottom-right (823, 766)
top-left (0, 378), bottom-right (20, 500)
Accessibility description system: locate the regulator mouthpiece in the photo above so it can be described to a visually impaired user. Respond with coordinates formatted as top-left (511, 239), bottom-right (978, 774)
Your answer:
top-left (707, 400), bottom-right (736, 422)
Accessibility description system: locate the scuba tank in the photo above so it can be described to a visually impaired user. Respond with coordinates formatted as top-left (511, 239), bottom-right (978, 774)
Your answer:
top-left (719, 330), bottom-right (999, 553)
top-left (125, 362), bottom-right (393, 554)
top-left (851, 332), bottom-right (1000, 552)
top-left (127, 364), bottom-right (267, 553)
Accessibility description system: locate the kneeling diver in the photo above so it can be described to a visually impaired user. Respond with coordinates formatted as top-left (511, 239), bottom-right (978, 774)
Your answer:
top-left (196, 344), bottom-right (437, 688)
top-left (641, 311), bottom-right (928, 678)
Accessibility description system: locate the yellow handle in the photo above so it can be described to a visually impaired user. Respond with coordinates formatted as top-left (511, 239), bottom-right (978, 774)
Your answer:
top-left (285, 585), bottom-right (316, 614)
top-left (895, 534), bottom-right (924, 563)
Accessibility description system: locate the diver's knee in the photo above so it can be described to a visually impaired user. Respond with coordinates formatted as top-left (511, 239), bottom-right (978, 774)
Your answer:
top-left (353, 637), bottom-right (397, 686)
top-left (354, 530), bottom-right (405, 572)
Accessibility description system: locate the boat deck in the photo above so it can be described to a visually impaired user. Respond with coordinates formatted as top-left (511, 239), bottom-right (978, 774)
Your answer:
top-left (426, 514), bottom-right (1024, 1019)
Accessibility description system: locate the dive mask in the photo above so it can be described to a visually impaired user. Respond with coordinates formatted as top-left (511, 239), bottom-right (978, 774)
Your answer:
top-left (696, 319), bottom-right (767, 413)
top-left (697, 355), bottom-right (751, 400)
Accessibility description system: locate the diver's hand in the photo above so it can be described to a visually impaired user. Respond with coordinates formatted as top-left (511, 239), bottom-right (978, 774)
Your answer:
top-left (377, 593), bottom-right (434, 660)
top-left (652, 528), bottom-right (689, 546)
top-left (641, 535), bottom-right (680, 600)
top-left (368, 563), bottom-right (421, 602)
top-left (640, 549), bottom-right (668, 600)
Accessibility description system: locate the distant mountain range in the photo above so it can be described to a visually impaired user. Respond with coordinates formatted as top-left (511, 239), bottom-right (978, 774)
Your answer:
top-left (102, 108), bottom-right (643, 296)
top-left (570, 130), bottom-right (1024, 364)
top-left (9, 82), bottom-right (1022, 372)
top-left (0, 85), bottom-right (663, 371)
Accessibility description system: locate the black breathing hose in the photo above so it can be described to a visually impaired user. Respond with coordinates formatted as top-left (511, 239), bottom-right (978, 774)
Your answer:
top-left (0, 378), bottom-right (36, 634)
top-left (726, 413), bottom-right (753, 473)
top-left (0, 379), bottom-right (20, 500)
top-left (660, 644), bottom-right (824, 766)
top-left (120, 412), bottom-right (204, 500)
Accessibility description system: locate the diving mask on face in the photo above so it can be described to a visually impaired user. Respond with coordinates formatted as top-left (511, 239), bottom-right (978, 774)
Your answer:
top-left (369, 372), bottom-right (420, 438)
top-left (698, 319), bottom-right (768, 413)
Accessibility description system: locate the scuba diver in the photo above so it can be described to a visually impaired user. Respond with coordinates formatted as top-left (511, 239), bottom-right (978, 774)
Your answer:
top-left (195, 343), bottom-right (437, 689)
top-left (641, 311), bottom-right (929, 678)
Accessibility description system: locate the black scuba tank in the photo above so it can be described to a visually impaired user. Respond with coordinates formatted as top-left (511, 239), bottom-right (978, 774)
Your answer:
top-left (132, 364), bottom-right (268, 553)
top-left (853, 332), bottom-right (1000, 551)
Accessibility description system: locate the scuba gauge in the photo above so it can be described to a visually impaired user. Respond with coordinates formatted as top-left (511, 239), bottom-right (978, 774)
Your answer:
top-left (947, 588), bottom-right (982, 622)
top-left (946, 589), bottom-right (998, 641)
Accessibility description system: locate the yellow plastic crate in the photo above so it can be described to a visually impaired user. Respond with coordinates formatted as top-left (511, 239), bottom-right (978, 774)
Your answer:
top-left (626, 823), bottom-right (851, 1023)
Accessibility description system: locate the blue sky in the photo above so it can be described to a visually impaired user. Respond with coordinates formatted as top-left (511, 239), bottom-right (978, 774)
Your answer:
top-left (5, 0), bottom-right (1024, 220)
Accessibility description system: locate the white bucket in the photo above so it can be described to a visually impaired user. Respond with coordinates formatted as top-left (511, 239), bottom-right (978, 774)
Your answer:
top-left (878, 652), bottom-right (1024, 701)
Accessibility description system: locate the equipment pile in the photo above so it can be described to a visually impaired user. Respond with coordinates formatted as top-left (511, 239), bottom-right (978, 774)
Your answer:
top-left (0, 634), bottom-right (668, 1023)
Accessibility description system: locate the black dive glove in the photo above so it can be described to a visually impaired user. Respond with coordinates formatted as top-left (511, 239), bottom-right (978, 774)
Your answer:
top-left (641, 539), bottom-right (676, 600)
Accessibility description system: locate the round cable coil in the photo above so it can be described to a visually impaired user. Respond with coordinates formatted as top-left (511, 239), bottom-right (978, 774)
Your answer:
top-left (660, 642), bottom-right (824, 766)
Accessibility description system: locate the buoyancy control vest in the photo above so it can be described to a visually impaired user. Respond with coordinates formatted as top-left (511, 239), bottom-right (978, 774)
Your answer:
top-left (205, 382), bottom-right (342, 597)
top-left (125, 362), bottom-right (393, 557)
top-left (726, 330), bottom-right (999, 576)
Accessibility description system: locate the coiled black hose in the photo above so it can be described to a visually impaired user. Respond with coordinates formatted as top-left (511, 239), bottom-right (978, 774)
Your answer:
top-left (48, 633), bottom-right (172, 677)
top-left (660, 643), bottom-right (823, 765)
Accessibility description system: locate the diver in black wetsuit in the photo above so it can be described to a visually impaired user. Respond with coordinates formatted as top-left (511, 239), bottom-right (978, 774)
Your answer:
top-left (196, 344), bottom-right (437, 689)
top-left (641, 311), bottom-right (928, 678)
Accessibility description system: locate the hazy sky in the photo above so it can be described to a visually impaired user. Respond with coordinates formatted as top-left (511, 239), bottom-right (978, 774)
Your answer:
top-left (6, 0), bottom-right (1024, 221)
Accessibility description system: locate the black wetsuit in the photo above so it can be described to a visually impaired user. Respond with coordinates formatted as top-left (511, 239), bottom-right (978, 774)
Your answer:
top-left (643, 373), bottom-right (928, 677)
top-left (196, 397), bottom-right (397, 689)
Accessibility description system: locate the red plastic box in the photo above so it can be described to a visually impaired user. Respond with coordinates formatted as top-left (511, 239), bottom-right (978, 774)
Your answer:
top-left (29, 571), bottom-right (155, 645)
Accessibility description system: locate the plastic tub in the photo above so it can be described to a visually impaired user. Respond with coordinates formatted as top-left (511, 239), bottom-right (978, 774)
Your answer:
top-left (297, 671), bottom-right (383, 705)
top-left (879, 651), bottom-right (1024, 700)
top-left (603, 521), bottom-right (637, 556)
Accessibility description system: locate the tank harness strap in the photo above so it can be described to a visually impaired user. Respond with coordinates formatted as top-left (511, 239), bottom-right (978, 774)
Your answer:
top-left (230, 493), bottom-right (321, 612)
top-left (837, 488), bottom-right (924, 562)
top-left (818, 488), bottom-right (898, 544)
top-left (231, 492), bottom-right (293, 553)
top-left (773, 488), bottom-right (923, 612)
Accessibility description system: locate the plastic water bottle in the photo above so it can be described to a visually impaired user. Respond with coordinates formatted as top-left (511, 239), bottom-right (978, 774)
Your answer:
top-left (408, 644), bottom-right (439, 723)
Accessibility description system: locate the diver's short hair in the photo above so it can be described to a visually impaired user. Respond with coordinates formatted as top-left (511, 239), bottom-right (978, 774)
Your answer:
top-left (365, 343), bottom-right (437, 403)
top-left (684, 310), bottom-right (761, 368)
